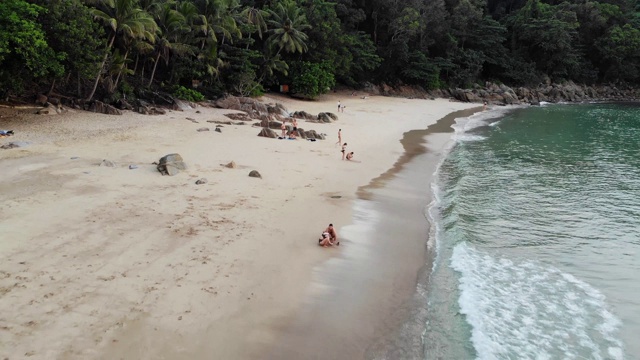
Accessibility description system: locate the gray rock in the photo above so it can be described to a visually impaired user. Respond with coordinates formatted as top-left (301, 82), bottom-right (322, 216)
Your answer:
top-left (248, 170), bottom-right (262, 179)
top-left (258, 128), bottom-right (278, 138)
top-left (197, 127), bottom-right (210, 132)
top-left (225, 161), bottom-right (237, 168)
top-left (36, 94), bottom-right (48, 106)
top-left (215, 128), bottom-right (222, 133)
top-left (129, 164), bottom-right (138, 169)
top-left (0, 142), bottom-right (20, 149)
top-left (317, 112), bottom-right (332, 123)
top-left (100, 159), bottom-right (116, 167)
top-left (195, 178), bottom-right (208, 185)
top-left (157, 153), bottom-right (186, 176)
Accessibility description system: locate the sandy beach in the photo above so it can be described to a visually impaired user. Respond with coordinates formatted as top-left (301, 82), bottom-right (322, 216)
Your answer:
top-left (0, 92), bottom-right (476, 359)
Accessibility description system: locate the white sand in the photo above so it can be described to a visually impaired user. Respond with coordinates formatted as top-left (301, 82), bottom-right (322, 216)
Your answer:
top-left (0, 93), bottom-right (476, 359)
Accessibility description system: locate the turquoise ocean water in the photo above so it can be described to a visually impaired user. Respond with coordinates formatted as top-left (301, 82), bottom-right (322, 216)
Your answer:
top-left (422, 103), bottom-right (640, 359)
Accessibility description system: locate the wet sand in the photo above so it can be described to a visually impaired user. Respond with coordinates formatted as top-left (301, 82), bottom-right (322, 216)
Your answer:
top-left (258, 108), bottom-right (481, 360)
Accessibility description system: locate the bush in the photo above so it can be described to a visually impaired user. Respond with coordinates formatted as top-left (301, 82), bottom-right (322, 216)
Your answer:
top-left (290, 61), bottom-right (336, 99)
top-left (173, 86), bottom-right (205, 102)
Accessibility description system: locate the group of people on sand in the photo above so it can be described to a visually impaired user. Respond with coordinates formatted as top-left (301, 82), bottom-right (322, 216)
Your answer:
top-left (318, 223), bottom-right (338, 247)
top-left (280, 118), bottom-right (299, 139)
top-left (336, 129), bottom-right (355, 161)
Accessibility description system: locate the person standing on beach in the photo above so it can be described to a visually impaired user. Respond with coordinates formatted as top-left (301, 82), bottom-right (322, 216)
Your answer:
top-left (336, 129), bottom-right (342, 146)
top-left (281, 120), bottom-right (287, 138)
top-left (341, 143), bottom-right (347, 160)
top-left (290, 119), bottom-right (298, 139)
top-left (338, 100), bottom-right (341, 113)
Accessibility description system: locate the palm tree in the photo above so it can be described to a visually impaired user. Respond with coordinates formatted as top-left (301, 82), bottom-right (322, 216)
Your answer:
top-left (85, 0), bottom-right (157, 101)
top-left (147, 2), bottom-right (194, 86)
top-left (241, 6), bottom-right (268, 40)
top-left (266, 0), bottom-right (311, 55)
top-left (192, 0), bottom-right (243, 48)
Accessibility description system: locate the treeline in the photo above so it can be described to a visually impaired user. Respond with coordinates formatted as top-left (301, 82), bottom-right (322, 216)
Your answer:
top-left (1, 0), bottom-right (639, 102)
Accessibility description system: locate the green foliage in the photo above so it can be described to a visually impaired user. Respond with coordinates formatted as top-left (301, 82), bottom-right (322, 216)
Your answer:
top-left (507, 0), bottom-right (582, 80)
top-left (32, 0), bottom-right (106, 81)
top-left (401, 52), bottom-right (442, 89)
top-left (0, 0), bottom-right (63, 93)
top-left (595, 24), bottom-right (640, 81)
top-left (266, 0), bottom-right (311, 54)
top-left (290, 61), bottom-right (336, 99)
top-left (4, 0), bottom-right (640, 99)
top-left (173, 85), bottom-right (205, 101)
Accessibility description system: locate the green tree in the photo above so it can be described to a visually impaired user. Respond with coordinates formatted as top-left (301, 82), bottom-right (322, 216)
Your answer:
top-left (506, 0), bottom-right (582, 81)
top-left (85, 0), bottom-right (157, 100)
top-left (290, 61), bottom-right (335, 99)
top-left (147, 2), bottom-right (194, 86)
top-left (266, 0), bottom-right (311, 54)
top-left (596, 24), bottom-right (640, 81)
top-left (0, 0), bottom-right (63, 94)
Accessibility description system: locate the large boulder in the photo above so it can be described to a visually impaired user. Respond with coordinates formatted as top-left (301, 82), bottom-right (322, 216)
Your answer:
top-left (215, 96), bottom-right (242, 111)
top-left (157, 153), bottom-right (186, 176)
top-left (172, 99), bottom-right (193, 111)
top-left (267, 103), bottom-right (290, 117)
top-left (117, 99), bottom-right (133, 110)
top-left (291, 111), bottom-right (315, 120)
top-left (317, 113), bottom-right (333, 123)
top-left (36, 94), bottom-right (48, 106)
top-left (258, 128), bottom-right (278, 138)
top-left (293, 127), bottom-right (307, 139)
top-left (89, 101), bottom-right (123, 115)
top-left (304, 130), bottom-right (325, 140)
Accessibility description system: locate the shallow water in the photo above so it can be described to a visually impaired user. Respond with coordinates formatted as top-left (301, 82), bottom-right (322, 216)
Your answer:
top-left (423, 103), bottom-right (640, 359)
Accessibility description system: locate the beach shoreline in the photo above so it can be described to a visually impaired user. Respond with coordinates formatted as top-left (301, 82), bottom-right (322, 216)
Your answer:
top-left (0, 93), bottom-right (477, 359)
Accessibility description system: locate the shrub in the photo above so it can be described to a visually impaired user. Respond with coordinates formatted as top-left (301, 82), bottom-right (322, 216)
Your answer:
top-left (290, 61), bottom-right (336, 99)
top-left (173, 86), bottom-right (205, 102)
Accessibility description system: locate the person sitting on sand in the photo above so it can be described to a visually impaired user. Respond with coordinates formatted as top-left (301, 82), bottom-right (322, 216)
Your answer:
top-left (341, 143), bottom-right (347, 160)
top-left (318, 232), bottom-right (333, 247)
top-left (325, 223), bottom-right (338, 245)
top-left (346, 152), bottom-right (354, 161)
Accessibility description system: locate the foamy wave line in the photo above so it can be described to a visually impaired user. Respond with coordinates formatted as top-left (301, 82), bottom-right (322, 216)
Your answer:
top-left (451, 243), bottom-right (624, 360)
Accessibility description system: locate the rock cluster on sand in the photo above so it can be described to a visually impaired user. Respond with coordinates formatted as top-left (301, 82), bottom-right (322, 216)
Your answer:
top-left (157, 153), bottom-right (186, 176)
top-left (362, 81), bottom-right (640, 105)
top-left (214, 96), bottom-right (335, 139)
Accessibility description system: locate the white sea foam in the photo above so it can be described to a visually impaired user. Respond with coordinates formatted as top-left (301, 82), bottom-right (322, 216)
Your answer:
top-left (451, 243), bottom-right (625, 360)
top-left (450, 106), bottom-right (520, 142)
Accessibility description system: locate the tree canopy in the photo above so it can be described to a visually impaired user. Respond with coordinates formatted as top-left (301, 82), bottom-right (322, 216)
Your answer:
top-left (1, 0), bottom-right (639, 100)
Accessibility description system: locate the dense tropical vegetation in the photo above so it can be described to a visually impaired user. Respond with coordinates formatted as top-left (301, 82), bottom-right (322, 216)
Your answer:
top-left (1, 0), bottom-right (640, 101)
